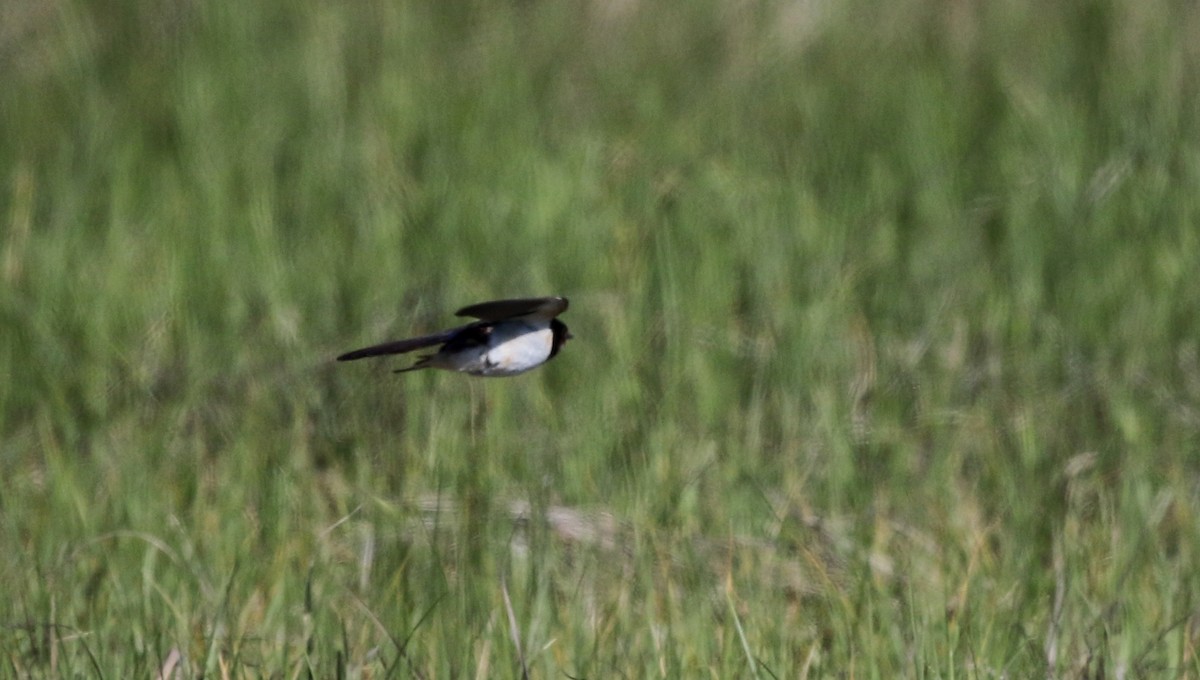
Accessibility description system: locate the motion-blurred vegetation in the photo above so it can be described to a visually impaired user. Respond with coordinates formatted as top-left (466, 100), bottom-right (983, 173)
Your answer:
top-left (2, 0), bottom-right (1199, 675)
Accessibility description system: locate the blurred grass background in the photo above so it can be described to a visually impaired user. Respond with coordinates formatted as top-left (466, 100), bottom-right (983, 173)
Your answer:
top-left (2, 0), bottom-right (1200, 675)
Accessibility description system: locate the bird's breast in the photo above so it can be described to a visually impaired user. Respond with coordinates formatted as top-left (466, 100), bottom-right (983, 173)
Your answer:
top-left (477, 326), bottom-right (554, 376)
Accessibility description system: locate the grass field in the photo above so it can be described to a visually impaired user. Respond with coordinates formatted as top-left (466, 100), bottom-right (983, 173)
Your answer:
top-left (3, 0), bottom-right (1200, 676)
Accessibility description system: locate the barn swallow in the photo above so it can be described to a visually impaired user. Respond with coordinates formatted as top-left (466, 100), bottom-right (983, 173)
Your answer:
top-left (337, 296), bottom-right (572, 377)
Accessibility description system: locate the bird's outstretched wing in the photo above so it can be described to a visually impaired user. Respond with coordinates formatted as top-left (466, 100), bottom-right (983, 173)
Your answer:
top-left (455, 296), bottom-right (569, 321)
top-left (336, 331), bottom-right (455, 361)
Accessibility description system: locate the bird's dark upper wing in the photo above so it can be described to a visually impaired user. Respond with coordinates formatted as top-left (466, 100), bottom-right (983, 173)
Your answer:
top-left (336, 330), bottom-right (455, 361)
top-left (454, 296), bottom-right (569, 321)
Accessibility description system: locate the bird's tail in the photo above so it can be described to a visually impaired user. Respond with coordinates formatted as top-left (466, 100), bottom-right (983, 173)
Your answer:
top-left (336, 332), bottom-right (453, 362)
top-left (393, 356), bottom-right (435, 373)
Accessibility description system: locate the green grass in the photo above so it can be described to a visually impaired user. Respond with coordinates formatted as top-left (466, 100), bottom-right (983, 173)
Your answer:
top-left (3, 0), bottom-right (1200, 676)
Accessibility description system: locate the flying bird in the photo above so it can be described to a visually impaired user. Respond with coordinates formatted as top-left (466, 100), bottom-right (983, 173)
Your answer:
top-left (337, 296), bottom-right (572, 377)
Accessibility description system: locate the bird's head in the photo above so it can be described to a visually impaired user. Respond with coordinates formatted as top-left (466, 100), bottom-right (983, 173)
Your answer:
top-left (549, 318), bottom-right (572, 358)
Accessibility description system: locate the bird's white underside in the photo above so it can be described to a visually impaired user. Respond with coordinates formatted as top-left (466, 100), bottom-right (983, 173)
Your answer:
top-left (429, 321), bottom-right (554, 376)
